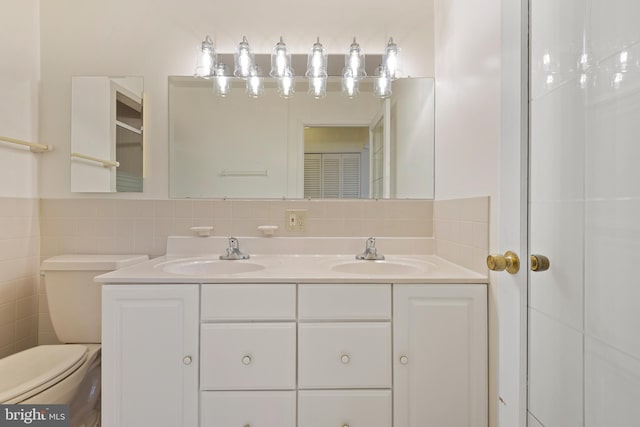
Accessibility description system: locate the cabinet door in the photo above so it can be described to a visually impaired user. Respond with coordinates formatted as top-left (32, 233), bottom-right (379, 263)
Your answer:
top-left (102, 285), bottom-right (199, 427)
top-left (393, 284), bottom-right (488, 427)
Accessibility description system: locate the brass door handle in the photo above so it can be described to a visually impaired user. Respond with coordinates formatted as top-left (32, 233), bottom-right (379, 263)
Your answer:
top-left (486, 251), bottom-right (520, 274)
top-left (530, 254), bottom-right (550, 272)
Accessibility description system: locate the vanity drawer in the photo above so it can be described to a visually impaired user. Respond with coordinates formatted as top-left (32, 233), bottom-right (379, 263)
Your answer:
top-left (298, 283), bottom-right (391, 320)
top-left (298, 390), bottom-right (392, 427)
top-left (201, 391), bottom-right (296, 427)
top-left (298, 322), bottom-right (391, 388)
top-left (200, 323), bottom-right (296, 390)
top-left (201, 284), bottom-right (296, 321)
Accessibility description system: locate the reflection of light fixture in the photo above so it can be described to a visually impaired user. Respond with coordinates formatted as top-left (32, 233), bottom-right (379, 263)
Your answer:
top-left (342, 68), bottom-right (359, 98)
top-left (234, 36), bottom-right (254, 78)
top-left (195, 35), bottom-right (216, 78)
top-left (214, 62), bottom-right (231, 97)
top-left (374, 64), bottom-right (392, 98)
top-left (308, 76), bottom-right (327, 99)
top-left (271, 37), bottom-right (291, 78)
top-left (383, 37), bottom-right (400, 78)
top-left (246, 65), bottom-right (263, 98)
top-left (345, 37), bottom-right (366, 78)
top-left (278, 69), bottom-right (295, 98)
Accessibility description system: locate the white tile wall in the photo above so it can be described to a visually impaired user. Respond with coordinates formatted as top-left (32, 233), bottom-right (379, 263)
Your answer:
top-left (528, 309), bottom-right (583, 427)
top-left (530, 0), bottom-right (640, 424)
top-left (0, 198), bottom-right (39, 357)
top-left (433, 196), bottom-right (489, 274)
top-left (38, 198), bottom-right (436, 344)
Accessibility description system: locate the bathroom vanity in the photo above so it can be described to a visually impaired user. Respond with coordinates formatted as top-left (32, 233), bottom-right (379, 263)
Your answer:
top-left (97, 237), bottom-right (488, 427)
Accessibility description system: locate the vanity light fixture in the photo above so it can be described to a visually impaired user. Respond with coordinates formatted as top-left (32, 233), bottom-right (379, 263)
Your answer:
top-left (214, 62), bottom-right (231, 97)
top-left (374, 64), bottom-right (392, 98)
top-left (383, 37), bottom-right (400, 78)
top-left (278, 69), bottom-right (295, 98)
top-left (246, 65), bottom-right (264, 98)
top-left (345, 37), bottom-right (366, 78)
top-left (342, 68), bottom-right (359, 98)
top-left (234, 36), bottom-right (254, 78)
top-left (270, 37), bottom-right (292, 78)
top-left (195, 35), bottom-right (216, 78)
top-left (305, 37), bottom-right (328, 99)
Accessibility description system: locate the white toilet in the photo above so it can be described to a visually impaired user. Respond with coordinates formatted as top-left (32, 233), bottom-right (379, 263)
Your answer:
top-left (0, 254), bottom-right (148, 426)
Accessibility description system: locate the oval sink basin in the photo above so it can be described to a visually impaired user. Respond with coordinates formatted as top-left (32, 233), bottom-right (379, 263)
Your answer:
top-left (159, 259), bottom-right (266, 275)
top-left (330, 260), bottom-right (428, 275)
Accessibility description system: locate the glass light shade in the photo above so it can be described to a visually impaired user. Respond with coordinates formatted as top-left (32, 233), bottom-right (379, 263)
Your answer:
top-left (195, 35), bottom-right (216, 78)
top-left (374, 64), bottom-right (392, 98)
top-left (345, 37), bottom-right (366, 78)
top-left (342, 68), bottom-right (359, 98)
top-left (308, 76), bottom-right (327, 99)
top-left (278, 70), bottom-right (295, 98)
top-left (246, 65), bottom-right (264, 98)
top-left (234, 36), bottom-right (254, 78)
top-left (214, 63), bottom-right (231, 97)
top-left (306, 37), bottom-right (328, 78)
top-left (270, 36), bottom-right (291, 78)
top-left (383, 37), bottom-right (400, 78)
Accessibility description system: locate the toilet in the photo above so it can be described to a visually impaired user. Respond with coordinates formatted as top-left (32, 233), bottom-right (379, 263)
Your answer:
top-left (0, 254), bottom-right (148, 426)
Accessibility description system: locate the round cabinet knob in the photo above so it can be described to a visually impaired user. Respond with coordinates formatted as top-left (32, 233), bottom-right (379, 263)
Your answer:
top-left (183, 356), bottom-right (192, 365)
top-left (400, 355), bottom-right (409, 365)
top-left (343, 424), bottom-right (350, 427)
top-left (530, 254), bottom-right (551, 272)
top-left (242, 355), bottom-right (252, 365)
top-left (486, 251), bottom-right (520, 274)
top-left (341, 354), bottom-right (351, 364)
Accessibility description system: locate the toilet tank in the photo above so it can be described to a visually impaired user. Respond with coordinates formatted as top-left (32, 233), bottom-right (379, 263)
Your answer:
top-left (41, 254), bottom-right (148, 343)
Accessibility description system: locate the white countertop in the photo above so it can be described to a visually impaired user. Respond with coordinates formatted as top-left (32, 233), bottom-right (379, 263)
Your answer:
top-left (96, 254), bottom-right (487, 284)
top-left (95, 236), bottom-right (487, 284)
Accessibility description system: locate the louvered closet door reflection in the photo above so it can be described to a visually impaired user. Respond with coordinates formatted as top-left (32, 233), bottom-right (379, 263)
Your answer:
top-left (304, 153), bottom-right (361, 198)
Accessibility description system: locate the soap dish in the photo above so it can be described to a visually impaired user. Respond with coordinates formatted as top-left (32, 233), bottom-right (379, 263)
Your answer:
top-left (190, 226), bottom-right (213, 237)
top-left (257, 225), bottom-right (279, 236)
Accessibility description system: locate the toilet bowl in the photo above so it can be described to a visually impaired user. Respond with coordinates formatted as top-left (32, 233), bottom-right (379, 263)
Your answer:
top-left (0, 254), bottom-right (147, 426)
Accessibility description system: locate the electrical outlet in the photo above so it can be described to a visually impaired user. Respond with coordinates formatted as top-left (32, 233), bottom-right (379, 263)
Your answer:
top-left (285, 209), bottom-right (307, 232)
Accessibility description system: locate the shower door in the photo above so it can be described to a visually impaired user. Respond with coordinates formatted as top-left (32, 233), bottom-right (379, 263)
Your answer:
top-left (528, 0), bottom-right (640, 425)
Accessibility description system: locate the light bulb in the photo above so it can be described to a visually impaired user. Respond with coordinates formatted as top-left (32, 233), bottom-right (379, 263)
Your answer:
top-left (306, 37), bottom-right (328, 78)
top-left (195, 35), bottom-right (216, 78)
top-left (246, 65), bottom-right (263, 98)
top-left (234, 36), bottom-right (254, 78)
top-left (345, 37), bottom-right (366, 78)
top-left (308, 76), bottom-right (327, 99)
top-left (342, 68), bottom-right (359, 98)
top-left (384, 37), bottom-right (400, 78)
top-left (215, 63), bottom-right (230, 97)
top-left (271, 37), bottom-right (291, 78)
top-left (278, 70), bottom-right (295, 98)
top-left (374, 64), bottom-right (392, 98)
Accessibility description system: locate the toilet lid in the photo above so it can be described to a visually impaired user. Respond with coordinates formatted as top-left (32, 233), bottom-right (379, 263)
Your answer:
top-left (0, 345), bottom-right (88, 403)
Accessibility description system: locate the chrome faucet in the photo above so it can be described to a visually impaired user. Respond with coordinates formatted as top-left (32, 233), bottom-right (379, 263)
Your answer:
top-left (356, 237), bottom-right (385, 260)
top-left (220, 237), bottom-right (250, 260)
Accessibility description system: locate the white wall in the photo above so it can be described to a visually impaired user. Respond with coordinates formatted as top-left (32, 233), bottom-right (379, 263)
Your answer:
top-left (38, 0), bottom-right (435, 199)
top-left (0, 0), bottom-right (40, 198)
top-left (433, 0), bottom-right (501, 425)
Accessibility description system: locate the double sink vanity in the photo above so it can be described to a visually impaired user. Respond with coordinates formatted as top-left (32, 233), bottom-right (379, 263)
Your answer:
top-left (97, 236), bottom-right (488, 427)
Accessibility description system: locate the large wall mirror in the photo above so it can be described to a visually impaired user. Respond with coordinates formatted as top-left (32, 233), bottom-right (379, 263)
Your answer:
top-left (169, 76), bottom-right (433, 199)
top-left (71, 76), bottom-right (144, 192)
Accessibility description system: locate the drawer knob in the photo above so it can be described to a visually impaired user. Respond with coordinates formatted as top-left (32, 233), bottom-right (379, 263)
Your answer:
top-left (183, 356), bottom-right (192, 365)
top-left (341, 354), bottom-right (351, 364)
top-left (242, 355), bottom-right (252, 365)
top-left (343, 424), bottom-right (350, 427)
top-left (400, 355), bottom-right (409, 365)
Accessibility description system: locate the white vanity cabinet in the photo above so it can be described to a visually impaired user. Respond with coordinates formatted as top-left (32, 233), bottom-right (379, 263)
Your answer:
top-left (199, 284), bottom-right (297, 427)
top-left (393, 284), bottom-right (488, 427)
top-left (102, 281), bottom-right (487, 427)
top-left (297, 284), bottom-right (393, 427)
top-left (102, 284), bottom-right (199, 427)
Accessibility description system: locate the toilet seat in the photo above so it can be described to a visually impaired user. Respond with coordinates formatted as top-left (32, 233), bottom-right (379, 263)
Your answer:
top-left (0, 345), bottom-right (88, 404)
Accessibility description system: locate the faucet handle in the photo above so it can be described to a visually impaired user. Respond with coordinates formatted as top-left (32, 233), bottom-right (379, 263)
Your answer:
top-left (228, 237), bottom-right (240, 249)
top-left (366, 237), bottom-right (376, 249)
